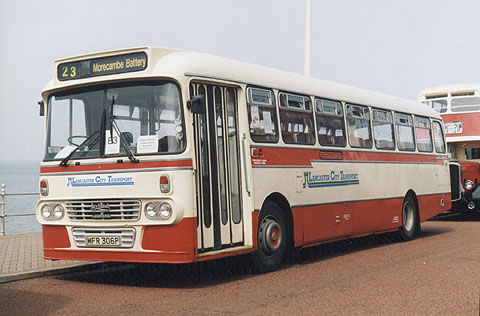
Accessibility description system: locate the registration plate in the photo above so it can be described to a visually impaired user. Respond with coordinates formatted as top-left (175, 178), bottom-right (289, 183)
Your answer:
top-left (85, 236), bottom-right (121, 247)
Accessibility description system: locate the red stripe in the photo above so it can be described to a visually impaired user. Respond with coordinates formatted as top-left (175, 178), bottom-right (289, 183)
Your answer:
top-left (251, 146), bottom-right (445, 167)
top-left (40, 159), bottom-right (193, 174)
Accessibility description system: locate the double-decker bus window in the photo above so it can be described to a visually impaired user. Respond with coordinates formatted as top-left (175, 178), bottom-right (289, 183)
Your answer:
top-left (395, 113), bottom-right (415, 151)
top-left (423, 99), bottom-right (447, 113)
top-left (279, 93), bottom-right (315, 145)
top-left (415, 116), bottom-right (433, 152)
top-left (346, 104), bottom-right (372, 148)
top-left (451, 97), bottom-right (480, 112)
top-left (432, 121), bottom-right (446, 153)
top-left (372, 109), bottom-right (395, 150)
top-left (315, 98), bottom-right (345, 146)
top-left (247, 87), bottom-right (278, 142)
top-left (465, 148), bottom-right (480, 159)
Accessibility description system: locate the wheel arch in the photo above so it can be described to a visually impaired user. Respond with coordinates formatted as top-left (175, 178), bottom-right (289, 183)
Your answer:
top-left (405, 189), bottom-right (421, 234)
top-left (261, 192), bottom-right (295, 250)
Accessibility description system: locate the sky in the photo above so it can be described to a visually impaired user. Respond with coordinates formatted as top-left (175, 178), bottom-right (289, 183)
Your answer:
top-left (1, 0), bottom-right (480, 162)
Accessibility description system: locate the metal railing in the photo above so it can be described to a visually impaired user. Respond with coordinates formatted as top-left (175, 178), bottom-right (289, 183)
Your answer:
top-left (0, 184), bottom-right (39, 236)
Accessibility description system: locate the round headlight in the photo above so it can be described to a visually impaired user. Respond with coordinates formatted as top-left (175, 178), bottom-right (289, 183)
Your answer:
top-left (465, 180), bottom-right (474, 190)
top-left (41, 205), bottom-right (52, 219)
top-left (145, 202), bottom-right (158, 218)
top-left (159, 203), bottom-right (172, 219)
top-left (53, 204), bottom-right (64, 219)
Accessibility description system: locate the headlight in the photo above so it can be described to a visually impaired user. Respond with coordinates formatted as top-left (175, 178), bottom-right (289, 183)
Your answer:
top-left (53, 204), bottom-right (64, 219)
top-left (465, 180), bottom-right (474, 190)
top-left (159, 203), bottom-right (172, 220)
top-left (144, 202), bottom-right (173, 220)
top-left (41, 205), bottom-right (52, 219)
top-left (145, 203), bottom-right (158, 218)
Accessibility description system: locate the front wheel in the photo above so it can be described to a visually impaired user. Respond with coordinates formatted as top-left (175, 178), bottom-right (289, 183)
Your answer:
top-left (252, 202), bottom-right (286, 273)
top-left (398, 194), bottom-right (419, 241)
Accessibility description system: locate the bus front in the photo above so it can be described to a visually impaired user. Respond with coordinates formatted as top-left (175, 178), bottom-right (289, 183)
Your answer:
top-left (37, 48), bottom-right (197, 263)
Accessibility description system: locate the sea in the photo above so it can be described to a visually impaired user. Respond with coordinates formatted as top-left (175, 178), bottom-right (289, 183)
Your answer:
top-left (0, 161), bottom-right (40, 235)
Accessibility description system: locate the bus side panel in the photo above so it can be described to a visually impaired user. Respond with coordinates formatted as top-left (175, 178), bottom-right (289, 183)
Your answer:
top-left (418, 193), bottom-right (451, 222)
top-left (295, 198), bottom-right (402, 246)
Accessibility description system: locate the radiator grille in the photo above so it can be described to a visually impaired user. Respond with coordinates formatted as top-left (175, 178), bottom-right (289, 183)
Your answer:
top-left (72, 227), bottom-right (135, 248)
top-left (66, 200), bottom-right (141, 221)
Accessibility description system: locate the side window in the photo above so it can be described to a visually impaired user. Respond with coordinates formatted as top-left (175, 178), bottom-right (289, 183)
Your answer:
top-left (315, 98), bottom-right (345, 146)
top-left (346, 104), bottom-right (372, 148)
top-left (432, 120), bottom-right (446, 153)
top-left (415, 116), bottom-right (433, 152)
top-left (247, 87), bottom-right (278, 142)
top-left (279, 93), bottom-right (315, 145)
top-left (395, 113), bottom-right (415, 151)
top-left (422, 99), bottom-right (447, 113)
top-left (372, 109), bottom-right (395, 150)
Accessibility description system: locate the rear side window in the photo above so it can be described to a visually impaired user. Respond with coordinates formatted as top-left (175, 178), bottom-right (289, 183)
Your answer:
top-left (346, 104), bottom-right (372, 148)
top-left (372, 109), bottom-right (395, 150)
top-left (279, 93), bottom-right (315, 145)
top-left (415, 116), bottom-right (433, 152)
top-left (315, 99), bottom-right (345, 146)
top-left (247, 87), bottom-right (278, 143)
top-left (395, 113), bottom-right (415, 151)
top-left (432, 121), bottom-right (446, 153)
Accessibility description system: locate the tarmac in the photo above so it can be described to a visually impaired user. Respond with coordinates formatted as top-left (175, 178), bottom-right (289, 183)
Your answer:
top-left (0, 232), bottom-right (98, 284)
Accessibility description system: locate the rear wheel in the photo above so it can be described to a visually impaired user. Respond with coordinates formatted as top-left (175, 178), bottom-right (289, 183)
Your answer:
top-left (398, 194), bottom-right (419, 241)
top-left (252, 202), bottom-right (286, 273)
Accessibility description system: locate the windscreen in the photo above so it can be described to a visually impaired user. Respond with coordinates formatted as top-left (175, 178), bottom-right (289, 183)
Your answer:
top-left (44, 81), bottom-right (185, 161)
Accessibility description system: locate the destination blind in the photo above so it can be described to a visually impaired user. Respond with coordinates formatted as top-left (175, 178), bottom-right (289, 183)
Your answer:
top-left (57, 52), bottom-right (147, 81)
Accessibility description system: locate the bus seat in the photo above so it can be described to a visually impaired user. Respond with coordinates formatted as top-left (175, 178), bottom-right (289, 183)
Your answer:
top-left (282, 132), bottom-right (296, 143)
top-left (159, 136), bottom-right (179, 152)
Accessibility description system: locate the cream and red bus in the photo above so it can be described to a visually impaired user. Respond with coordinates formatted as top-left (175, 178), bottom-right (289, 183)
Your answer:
top-left (37, 47), bottom-right (454, 273)
top-left (419, 83), bottom-right (480, 217)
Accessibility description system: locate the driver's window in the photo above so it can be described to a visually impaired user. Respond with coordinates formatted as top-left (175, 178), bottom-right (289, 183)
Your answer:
top-left (49, 98), bottom-right (86, 148)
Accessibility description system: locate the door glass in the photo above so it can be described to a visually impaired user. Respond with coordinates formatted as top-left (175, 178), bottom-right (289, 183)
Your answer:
top-left (198, 85), bottom-right (211, 228)
top-left (226, 88), bottom-right (242, 224)
top-left (215, 88), bottom-right (228, 225)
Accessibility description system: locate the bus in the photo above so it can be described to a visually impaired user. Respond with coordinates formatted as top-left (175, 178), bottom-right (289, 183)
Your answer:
top-left (37, 47), bottom-right (455, 273)
top-left (418, 83), bottom-right (480, 217)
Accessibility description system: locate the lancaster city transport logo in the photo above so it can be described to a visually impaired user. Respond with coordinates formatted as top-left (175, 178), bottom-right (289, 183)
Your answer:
top-left (303, 171), bottom-right (359, 188)
top-left (66, 173), bottom-right (135, 187)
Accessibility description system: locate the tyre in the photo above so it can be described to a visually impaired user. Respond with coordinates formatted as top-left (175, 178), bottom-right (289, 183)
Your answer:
top-left (398, 194), bottom-right (419, 241)
top-left (252, 202), bottom-right (286, 273)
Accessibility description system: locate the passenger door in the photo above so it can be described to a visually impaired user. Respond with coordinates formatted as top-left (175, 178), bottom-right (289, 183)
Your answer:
top-left (191, 83), bottom-right (244, 252)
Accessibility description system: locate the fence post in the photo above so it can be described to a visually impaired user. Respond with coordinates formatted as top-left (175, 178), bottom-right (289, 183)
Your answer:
top-left (1, 184), bottom-right (5, 236)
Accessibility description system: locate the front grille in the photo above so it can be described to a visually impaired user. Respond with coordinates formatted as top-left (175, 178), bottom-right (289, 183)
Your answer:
top-left (72, 227), bottom-right (135, 248)
top-left (449, 163), bottom-right (461, 201)
top-left (66, 200), bottom-right (141, 221)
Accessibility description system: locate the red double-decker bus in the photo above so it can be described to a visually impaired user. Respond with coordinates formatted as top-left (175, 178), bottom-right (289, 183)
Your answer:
top-left (419, 83), bottom-right (480, 217)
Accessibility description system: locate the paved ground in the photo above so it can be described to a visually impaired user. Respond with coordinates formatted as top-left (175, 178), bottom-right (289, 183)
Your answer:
top-left (0, 220), bottom-right (478, 316)
top-left (0, 232), bottom-right (97, 283)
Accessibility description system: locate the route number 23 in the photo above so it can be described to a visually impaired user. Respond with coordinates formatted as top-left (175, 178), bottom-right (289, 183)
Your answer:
top-left (61, 66), bottom-right (77, 78)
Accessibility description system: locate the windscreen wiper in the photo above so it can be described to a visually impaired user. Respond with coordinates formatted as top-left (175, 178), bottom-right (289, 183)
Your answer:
top-left (109, 96), bottom-right (139, 163)
top-left (59, 130), bottom-right (100, 167)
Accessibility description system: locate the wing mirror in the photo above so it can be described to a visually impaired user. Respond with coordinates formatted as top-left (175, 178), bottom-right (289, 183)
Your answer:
top-left (38, 100), bottom-right (45, 117)
top-left (187, 95), bottom-right (206, 114)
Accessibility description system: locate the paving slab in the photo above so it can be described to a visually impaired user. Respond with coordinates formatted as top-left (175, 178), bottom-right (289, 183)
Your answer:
top-left (0, 232), bottom-right (98, 283)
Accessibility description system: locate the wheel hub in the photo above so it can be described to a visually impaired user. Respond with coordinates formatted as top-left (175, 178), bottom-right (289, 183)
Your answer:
top-left (259, 217), bottom-right (282, 254)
